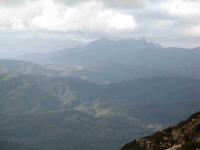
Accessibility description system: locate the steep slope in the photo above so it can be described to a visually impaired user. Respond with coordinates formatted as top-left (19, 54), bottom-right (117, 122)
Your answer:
top-left (0, 72), bottom-right (104, 114)
top-left (0, 111), bottom-right (153, 150)
top-left (104, 77), bottom-right (200, 124)
top-left (120, 112), bottom-right (200, 150)
top-left (0, 73), bottom-right (63, 114)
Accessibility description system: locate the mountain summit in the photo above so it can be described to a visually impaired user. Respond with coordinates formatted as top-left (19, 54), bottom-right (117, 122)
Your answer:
top-left (120, 112), bottom-right (200, 150)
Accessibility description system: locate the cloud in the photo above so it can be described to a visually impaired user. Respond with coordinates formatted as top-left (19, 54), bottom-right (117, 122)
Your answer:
top-left (161, 0), bottom-right (200, 37)
top-left (0, 0), bottom-right (137, 33)
top-left (182, 24), bottom-right (200, 37)
top-left (56, 0), bottom-right (153, 8)
top-left (0, 0), bottom-right (200, 48)
top-left (0, 0), bottom-right (41, 30)
top-left (0, 0), bottom-right (160, 8)
top-left (154, 20), bottom-right (173, 31)
top-left (162, 0), bottom-right (200, 18)
top-left (0, 0), bottom-right (30, 5)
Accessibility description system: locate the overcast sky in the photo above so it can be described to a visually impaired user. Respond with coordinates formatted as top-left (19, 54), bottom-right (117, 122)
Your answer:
top-left (0, 0), bottom-right (200, 50)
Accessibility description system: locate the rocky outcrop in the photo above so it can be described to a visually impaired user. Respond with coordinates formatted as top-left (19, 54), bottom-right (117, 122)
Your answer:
top-left (120, 112), bottom-right (200, 150)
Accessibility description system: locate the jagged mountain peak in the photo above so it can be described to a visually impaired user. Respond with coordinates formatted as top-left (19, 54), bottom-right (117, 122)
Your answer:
top-left (88, 38), bottom-right (158, 48)
top-left (88, 38), bottom-right (113, 47)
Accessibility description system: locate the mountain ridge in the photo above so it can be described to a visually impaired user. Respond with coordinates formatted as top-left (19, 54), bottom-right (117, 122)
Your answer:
top-left (14, 38), bottom-right (200, 83)
top-left (120, 111), bottom-right (200, 150)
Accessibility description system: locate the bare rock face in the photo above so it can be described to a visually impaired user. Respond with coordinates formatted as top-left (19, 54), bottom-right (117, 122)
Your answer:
top-left (120, 112), bottom-right (200, 150)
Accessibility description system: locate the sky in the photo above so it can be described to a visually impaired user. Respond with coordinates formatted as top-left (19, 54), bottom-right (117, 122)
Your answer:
top-left (0, 0), bottom-right (200, 56)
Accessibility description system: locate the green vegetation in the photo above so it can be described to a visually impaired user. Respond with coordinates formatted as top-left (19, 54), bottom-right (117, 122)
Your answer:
top-left (0, 71), bottom-right (199, 150)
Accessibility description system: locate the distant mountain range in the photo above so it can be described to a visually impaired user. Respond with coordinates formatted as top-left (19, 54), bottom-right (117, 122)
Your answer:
top-left (0, 38), bottom-right (199, 150)
top-left (14, 38), bottom-right (200, 83)
top-left (120, 111), bottom-right (200, 150)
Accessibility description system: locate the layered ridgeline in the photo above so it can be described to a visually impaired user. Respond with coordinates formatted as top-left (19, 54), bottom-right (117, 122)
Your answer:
top-left (120, 112), bottom-right (200, 150)
top-left (0, 72), bottom-right (199, 150)
top-left (0, 73), bottom-right (199, 123)
top-left (15, 38), bottom-right (200, 83)
top-left (1, 38), bottom-right (200, 150)
top-left (0, 59), bottom-right (102, 82)
top-left (0, 73), bottom-right (153, 150)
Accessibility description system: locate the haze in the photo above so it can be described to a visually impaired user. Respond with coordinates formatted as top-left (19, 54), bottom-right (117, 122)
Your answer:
top-left (0, 0), bottom-right (200, 58)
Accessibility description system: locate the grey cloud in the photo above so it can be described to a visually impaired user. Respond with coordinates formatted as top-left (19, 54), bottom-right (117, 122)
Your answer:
top-left (56, 0), bottom-right (160, 8)
top-left (0, 0), bottom-right (199, 48)
top-left (0, 0), bottom-right (34, 5)
top-left (0, 0), bottom-right (160, 8)
top-left (118, 5), bottom-right (200, 48)
top-left (103, 0), bottom-right (161, 8)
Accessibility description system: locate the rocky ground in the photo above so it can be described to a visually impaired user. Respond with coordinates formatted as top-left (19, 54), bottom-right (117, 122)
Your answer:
top-left (120, 111), bottom-right (200, 150)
